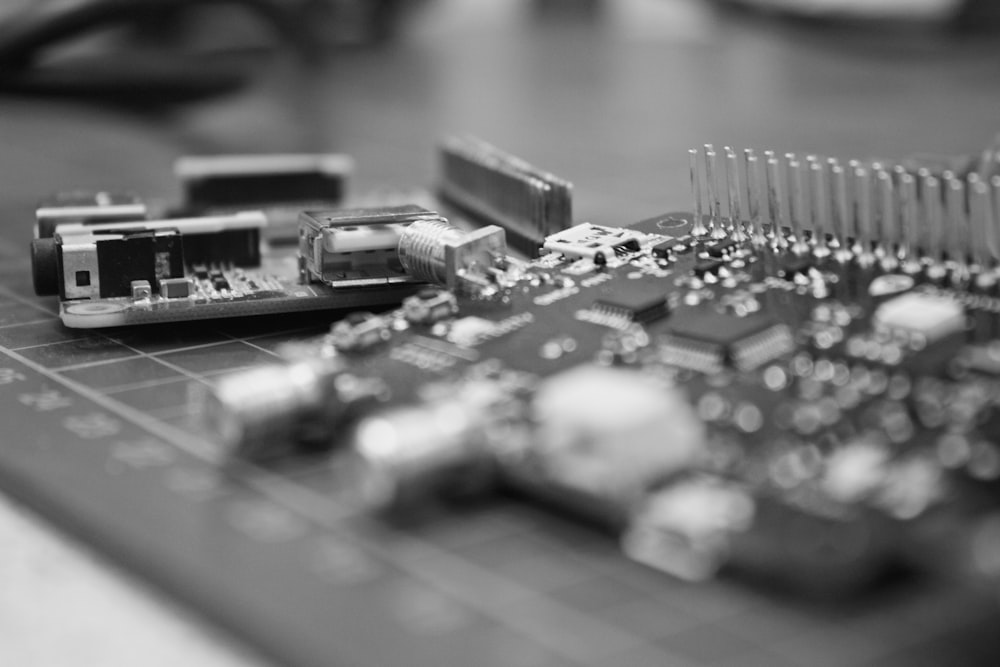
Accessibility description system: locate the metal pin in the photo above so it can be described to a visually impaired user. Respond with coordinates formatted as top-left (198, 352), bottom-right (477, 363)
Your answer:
top-left (990, 176), bottom-right (1000, 264)
top-left (786, 157), bottom-right (808, 254)
top-left (846, 160), bottom-right (862, 251)
top-left (876, 170), bottom-right (897, 261)
top-left (968, 174), bottom-right (990, 270)
top-left (802, 155), bottom-right (820, 250)
top-left (763, 150), bottom-right (776, 236)
top-left (724, 147), bottom-right (745, 241)
top-left (745, 150), bottom-right (766, 246)
top-left (804, 154), bottom-right (821, 243)
top-left (977, 147), bottom-right (998, 180)
top-left (899, 173), bottom-right (920, 271)
top-left (765, 154), bottom-right (788, 249)
top-left (704, 144), bottom-right (724, 238)
top-left (830, 161), bottom-right (851, 261)
top-left (922, 174), bottom-right (944, 263)
top-left (945, 177), bottom-right (968, 265)
top-left (809, 161), bottom-right (830, 257)
top-left (688, 148), bottom-right (708, 236)
top-left (784, 154), bottom-right (799, 232)
top-left (853, 166), bottom-right (873, 258)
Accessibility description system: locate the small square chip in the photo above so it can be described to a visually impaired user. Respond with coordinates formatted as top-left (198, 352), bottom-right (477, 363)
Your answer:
top-left (661, 309), bottom-right (794, 373)
top-left (594, 286), bottom-right (668, 324)
top-left (159, 277), bottom-right (191, 299)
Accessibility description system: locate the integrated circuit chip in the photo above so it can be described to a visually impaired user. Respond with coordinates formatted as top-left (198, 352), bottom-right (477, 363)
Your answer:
top-left (543, 223), bottom-right (643, 264)
top-left (660, 309), bottom-right (794, 373)
top-left (593, 285), bottom-right (668, 324)
top-left (874, 292), bottom-right (965, 345)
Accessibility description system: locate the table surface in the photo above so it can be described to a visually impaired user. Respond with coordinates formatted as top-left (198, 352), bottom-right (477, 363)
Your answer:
top-left (2, 0), bottom-right (1000, 664)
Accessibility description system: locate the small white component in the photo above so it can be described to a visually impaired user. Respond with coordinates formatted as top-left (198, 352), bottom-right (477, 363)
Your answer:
top-left (321, 223), bottom-right (408, 253)
top-left (130, 280), bottom-right (152, 300)
top-left (402, 289), bottom-right (458, 324)
top-left (823, 442), bottom-right (889, 504)
top-left (873, 292), bottom-right (965, 344)
top-left (446, 317), bottom-right (497, 347)
top-left (542, 223), bottom-right (642, 262)
top-left (529, 365), bottom-right (706, 501)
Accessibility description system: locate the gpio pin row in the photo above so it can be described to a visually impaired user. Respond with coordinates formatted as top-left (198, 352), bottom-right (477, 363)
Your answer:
top-left (688, 144), bottom-right (1000, 274)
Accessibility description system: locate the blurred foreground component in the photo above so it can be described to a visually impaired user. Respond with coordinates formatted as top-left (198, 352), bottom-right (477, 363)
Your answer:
top-left (203, 355), bottom-right (387, 457)
top-left (350, 365), bottom-right (706, 517)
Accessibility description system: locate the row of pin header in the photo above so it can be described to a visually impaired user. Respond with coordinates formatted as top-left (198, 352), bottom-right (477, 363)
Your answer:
top-left (688, 144), bottom-right (1000, 273)
top-left (439, 135), bottom-right (573, 254)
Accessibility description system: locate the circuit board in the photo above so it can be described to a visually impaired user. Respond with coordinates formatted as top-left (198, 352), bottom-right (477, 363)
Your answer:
top-left (4, 141), bottom-right (1000, 667)
top-left (30, 155), bottom-right (430, 329)
top-left (53, 249), bottom-right (420, 329)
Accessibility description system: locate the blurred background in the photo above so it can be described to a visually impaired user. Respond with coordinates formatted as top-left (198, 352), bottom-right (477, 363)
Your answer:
top-left (1, 0), bottom-right (1000, 229)
top-left (1, 0), bottom-right (1000, 663)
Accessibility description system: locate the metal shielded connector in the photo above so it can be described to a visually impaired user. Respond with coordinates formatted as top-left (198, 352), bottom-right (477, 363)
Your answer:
top-left (298, 205), bottom-right (438, 288)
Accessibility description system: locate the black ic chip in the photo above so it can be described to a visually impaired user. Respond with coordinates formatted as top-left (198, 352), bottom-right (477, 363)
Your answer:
top-left (693, 258), bottom-right (723, 278)
top-left (594, 286), bottom-right (669, 324)
top-left (661, 309), bottom-right (794, 373)
top-left (651, 239), bottom-right (680, 260)
top-left (707, 239), bottom-right (738, 258)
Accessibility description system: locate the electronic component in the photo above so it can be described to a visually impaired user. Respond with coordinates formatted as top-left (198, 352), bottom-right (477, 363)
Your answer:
top-left (203, 346), bottom-right (393, 456)
top-left (36, 206), bottom-right (424, 328)
top-left (510, 365), bottom-right (706, 519)
top-left (874, 292), bottom-right (966, 345)
top-left (651, 239), bottom-right (679, 259)
top-left (707, 239), bottom-right (738, 258)
top-left (542, 223), bottom-right (643, 264)
top-left (330, 312), bottom-right (391, 352)
top-left (298, 205), bottom-right (433, 288)
top-left (439, 135), bottom-right (573, 254)
top-left (177, 154), bottom-right (352, 208)
top-left (592, 286), bottom-right (668, 324)
top-left (689, 142), bottom-right (1000, 269)
top-left (33, 227), bottom-right (184, 300)
top-left (31, 213), bottom-right (263, 301)
top-left (34, 191), bottom-right (147, 239)
top-left (397, 217), bottom-right (508, 293)
top-left (176, 154), bottom-right (353, 240)
top-left (693, 258), bottom-right (724, 279)
top-left (402, 288), bottom-right (458, 324)
top-left (202, 360), bottom-right (345, 456)
top-left (130, 280), bottom-right (152, 300)
top-left (351, 380), bottom-right (507, 512)
top-left (623, 475), bottom-right (754, 582)
top-left (660, 310), bottom-right (795, 373)
top-left (158, 277), bottom-right (191, 299)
